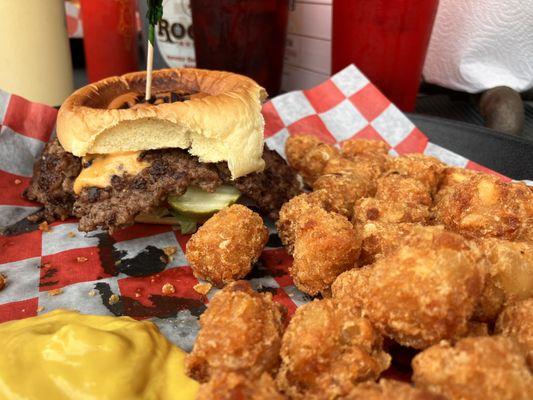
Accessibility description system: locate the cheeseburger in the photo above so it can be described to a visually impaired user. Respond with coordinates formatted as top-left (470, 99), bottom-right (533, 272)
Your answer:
top-left (25, 68), bottom-right (300, 233)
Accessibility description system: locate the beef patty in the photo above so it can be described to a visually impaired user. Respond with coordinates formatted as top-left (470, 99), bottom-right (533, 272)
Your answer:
top-left (25, 139), bottom-right (301, 232)
top-left (24, 139), bottom-right (81, 222)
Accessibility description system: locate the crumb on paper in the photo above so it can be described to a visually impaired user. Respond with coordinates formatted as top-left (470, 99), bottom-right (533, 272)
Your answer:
top-left (88, 289), bottom-right (97, 297)
top-left (37, 306), bottom-right (45, 312)
top-left (163, 246), bottom-right (177, 257)
top-left (76, 256), bottom-right (88, 263)
top-left (193, 282), bottom-right (212, 295)
top-left (14, 179), bottom-right (22, 185)
top-left (109, 294), bottom-right (120, 305)
top-left (48, 288), bottom-right (63, 296)
top-left (39, 221), bottom-right (51, 232)
top-left (67, 232), bottom-right (76, 238)
top-left (0, 274), bottom-right (6, 291)
top-left (162, 283), bottom-right (176, 295)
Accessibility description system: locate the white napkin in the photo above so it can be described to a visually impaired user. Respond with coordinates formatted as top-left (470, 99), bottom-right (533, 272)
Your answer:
top-left (423, 0), bottom-right (533, 93)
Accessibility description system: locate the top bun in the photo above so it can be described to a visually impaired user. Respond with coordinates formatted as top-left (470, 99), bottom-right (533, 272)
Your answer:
top-left (57, 68), bottom-right (268, 179)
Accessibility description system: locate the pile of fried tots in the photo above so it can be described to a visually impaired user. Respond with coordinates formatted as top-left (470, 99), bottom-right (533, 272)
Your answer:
top-left (183, 137), bottom-right (533, 400)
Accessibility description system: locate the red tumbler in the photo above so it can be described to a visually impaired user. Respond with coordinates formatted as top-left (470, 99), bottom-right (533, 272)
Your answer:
top-left (190, 0), bottom-right (289, 96)
top-left (332, 0), bottom-right (438, 111)
top-left (80, 0), bottom-right (139, 82)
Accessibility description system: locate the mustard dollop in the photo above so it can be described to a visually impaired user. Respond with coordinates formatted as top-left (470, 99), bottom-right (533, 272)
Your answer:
top-left (0, 309), bottom-right (198, 399)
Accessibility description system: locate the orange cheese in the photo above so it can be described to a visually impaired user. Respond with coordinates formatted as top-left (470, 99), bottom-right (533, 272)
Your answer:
top-left (73, 151), bottom-right (150, 194)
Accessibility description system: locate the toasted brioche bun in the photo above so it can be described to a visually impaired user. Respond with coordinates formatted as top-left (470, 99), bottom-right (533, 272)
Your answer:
top-left (57, 68), bottom-right (267, 179)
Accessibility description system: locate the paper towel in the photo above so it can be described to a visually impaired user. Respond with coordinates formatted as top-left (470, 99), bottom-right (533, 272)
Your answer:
top-left (423, 0), bottom-right (533, 93)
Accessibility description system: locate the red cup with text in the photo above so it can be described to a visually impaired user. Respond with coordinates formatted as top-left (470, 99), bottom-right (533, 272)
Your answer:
top-left (191, 0), bottom-right (289, 96)
top-left (80, 0), bottom-right (139, 82)
top-left (332, 0), bottom-right (438, 111)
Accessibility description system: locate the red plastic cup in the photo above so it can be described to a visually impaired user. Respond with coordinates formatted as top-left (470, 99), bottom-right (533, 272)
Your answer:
top-left (332, 0), bottom-right (439, 111)
top-left (80, 0), bottom-right (139, 82)
top-left (190, 0), bottom-right (289, 96)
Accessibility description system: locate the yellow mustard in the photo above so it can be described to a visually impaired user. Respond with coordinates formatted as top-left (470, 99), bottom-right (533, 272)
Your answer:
top-left (0, 309), bottom-right (198, 400)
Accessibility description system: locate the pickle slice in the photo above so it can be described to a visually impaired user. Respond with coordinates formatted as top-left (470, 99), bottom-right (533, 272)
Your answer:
top-left (168, 185), bottom-right (241, 219)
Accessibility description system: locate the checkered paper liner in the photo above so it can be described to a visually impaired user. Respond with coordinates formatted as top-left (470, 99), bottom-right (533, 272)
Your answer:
top-left (0, 65), bottom-right (516, 350)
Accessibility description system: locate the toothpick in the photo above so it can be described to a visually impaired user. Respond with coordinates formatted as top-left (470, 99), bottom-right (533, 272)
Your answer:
top-left (145, 0), bottom-right (163, 102)
top-left (145, 40), bottom-right (154, 101)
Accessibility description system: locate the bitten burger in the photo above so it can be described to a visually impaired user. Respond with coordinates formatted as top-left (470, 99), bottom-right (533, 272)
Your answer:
top-left (25, 68), bottom-right (300, 233)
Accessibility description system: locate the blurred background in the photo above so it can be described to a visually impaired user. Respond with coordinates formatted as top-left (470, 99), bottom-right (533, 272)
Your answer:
top-left (1, 0), bottom-right (532, 142)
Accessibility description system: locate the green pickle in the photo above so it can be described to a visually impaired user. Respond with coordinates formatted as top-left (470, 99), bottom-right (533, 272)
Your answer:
top-left (168, 185), bottom-right (241, 220)
top-left (136, 185), bottom-right (240, 234)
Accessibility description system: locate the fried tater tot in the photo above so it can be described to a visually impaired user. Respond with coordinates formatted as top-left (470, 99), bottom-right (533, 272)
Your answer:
top-left (332, 266), bottom-right (373, 315)
top-left (433, 172), bottom-right (533, 241)
top-left (341, 138), bottom-right (390, 158)
top-left (313, 173), bottom-right (369, 218)
top-left (340, 139), bottom-right (391, 187)
top-left (340, 379), bottom-right (446, 400)
top-left (495, 298), bottom-right (533, 370)
top-left (285, 135), bottom-right (340, 185)
top-left (186, 281), bottom-right (285, 382)
top-left (339, 228), bottom-right (487, 349)
top-left (291, 208), bottom-right (361, 296)
top-left (387, 154), bottom-right (445, 194)
top-left (355, 222), bottom-right (425, 265)
top-left (186, 205), bottom-right (268, 287)
top-left (197, 372), bottom-right (286, 400)
top-left (353, 174), bottom-right (432, 225)
top-left (323, 156), bottom-right (387, 194)
top-left (277, 299), bottom-right (391, 400)
top-left (412, 336), bottom-right (533, 400)
top-left (276, 190), bottom-right (332, 254)
top-left (434, 167), bottom-right (477, 198)
top-left (473, 238), bottom-right (533, 322)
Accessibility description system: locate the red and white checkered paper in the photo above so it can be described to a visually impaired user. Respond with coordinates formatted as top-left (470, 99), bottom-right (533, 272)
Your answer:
top-left (0, 65), bottom-right (513, 350)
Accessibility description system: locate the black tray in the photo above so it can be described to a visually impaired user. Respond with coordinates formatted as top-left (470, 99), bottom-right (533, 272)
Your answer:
top-left (408, 114), bottom-right (533, 180)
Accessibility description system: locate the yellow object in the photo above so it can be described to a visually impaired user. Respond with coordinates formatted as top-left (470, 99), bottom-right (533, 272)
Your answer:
top-left (73, 151), bottom-right (150, 194)
top-left (0, 309), bottom-right (199, 400)
top-left (0, 0), bottom-right (73, 106)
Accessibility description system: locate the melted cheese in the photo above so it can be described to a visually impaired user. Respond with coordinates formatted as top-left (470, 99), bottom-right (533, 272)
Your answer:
top-left (73, 151), bottom-right (150, 194)
top-left (0, 309), bottom-right (199, 399)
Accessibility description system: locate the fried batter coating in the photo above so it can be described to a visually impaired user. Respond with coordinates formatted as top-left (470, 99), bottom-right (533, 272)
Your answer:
top-left (186, 281), bottom-right (285, 382)
top-left (285, 135), bottom-right (340, 185)
top-left (355, 222), bottom-right (424, 265)
top-left (341, 138), bottom-right (390, 158)
top-left (337, 228), bottom-right (487, 349)
top-left (495, 298), bottom-right (533, 369)
top-left (433, 172), bottom-right (533, 241)
top-left (277, 299), bottom-right (391, 399)
top-left (340, 379), bottom-right (446, 400)
top-left (291, 208), bottom-right (361, 296)
top-left (197, 372), bottom-right (286, 400)
top-left (313, 173), bottom-right (369, 218)
top-left (435, 167), bottom-right (477, 197)
top-left (474, 238), bottom-right (533, 322)
top-left (186, 205), bottom-right (268, 287)
top-left (412, 336), bottom-right (533, 400)
top-left (332, 266), bottom-right (373, 315)
top-left (323, 155), bottom-right (387, 195)
top-left (387, 154), bottom-right (445, 194)
top-left (340, 139), bottom-right (391, 187)
top-left (353, 174), bottom-right (432, 224)
top-left (276, 190), bottom-right (332, 254)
